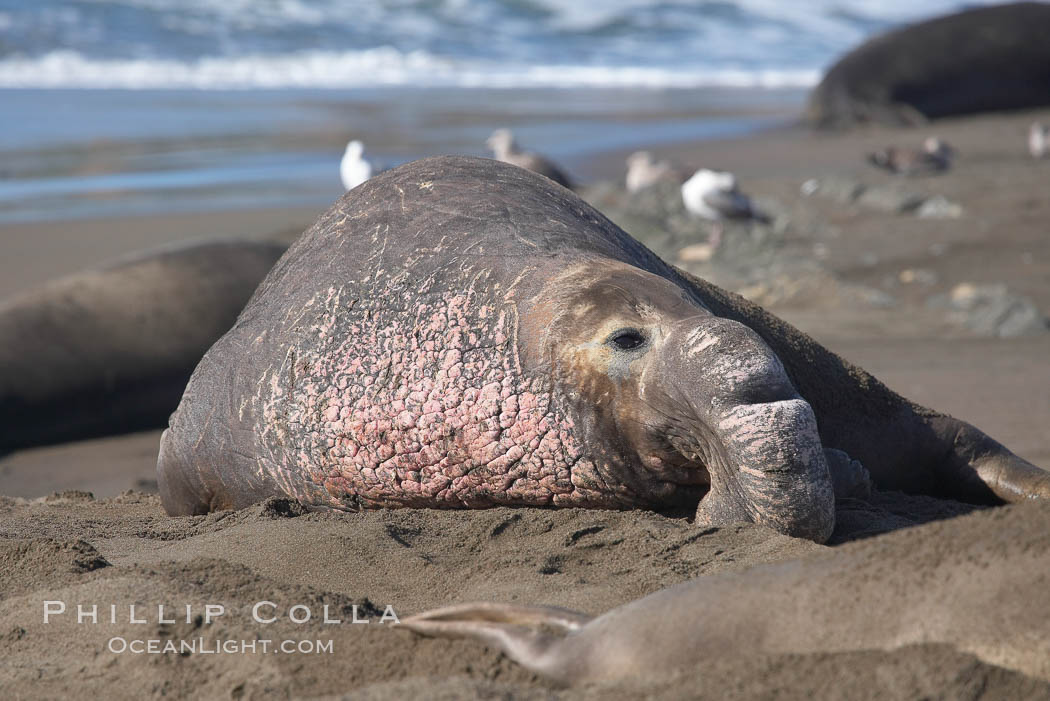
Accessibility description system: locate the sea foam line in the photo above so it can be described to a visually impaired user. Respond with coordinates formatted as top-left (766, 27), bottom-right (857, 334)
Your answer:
top-left (0, 49), bottom-right (820, 90)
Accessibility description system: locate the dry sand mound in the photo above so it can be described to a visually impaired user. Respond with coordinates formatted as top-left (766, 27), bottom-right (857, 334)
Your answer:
top-left (1, 489), bottom-right (1044, 699)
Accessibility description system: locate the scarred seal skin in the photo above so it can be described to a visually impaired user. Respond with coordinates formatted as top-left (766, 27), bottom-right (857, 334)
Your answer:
top-left (158, 156), bottom-right (1050, 542)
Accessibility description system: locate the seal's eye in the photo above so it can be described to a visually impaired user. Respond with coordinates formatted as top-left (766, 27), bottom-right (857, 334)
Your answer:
top-left (607, 328), bottom-right (647, 351)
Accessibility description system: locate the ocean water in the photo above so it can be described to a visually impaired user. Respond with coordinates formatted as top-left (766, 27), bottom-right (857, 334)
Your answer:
top-left (0, 0), bottom-right (1003, 90)
top-left (0, 0), bottom-right (1004, 222)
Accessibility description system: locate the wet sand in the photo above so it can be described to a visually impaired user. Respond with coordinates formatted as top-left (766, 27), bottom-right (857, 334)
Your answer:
top-left (1, 107), bottom-right (1049, 698)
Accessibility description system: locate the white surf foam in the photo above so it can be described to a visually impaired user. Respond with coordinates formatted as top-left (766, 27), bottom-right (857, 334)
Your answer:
top-left (0, 49), bottom-right (820, 90)
top-left (0, 0), bottom-right (1008, 90)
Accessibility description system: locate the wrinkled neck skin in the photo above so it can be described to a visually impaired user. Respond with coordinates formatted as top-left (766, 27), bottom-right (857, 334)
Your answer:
top-left (194, 251), bottom-right (833, 541)
top-left (522, 260), bottom-right (835, 542)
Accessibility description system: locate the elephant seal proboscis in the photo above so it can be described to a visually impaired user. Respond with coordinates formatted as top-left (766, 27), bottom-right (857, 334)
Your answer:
top-left (158, 156), bottom-right (1049, 543)
top-left (401, 501), bottom-right (1050, 685)
top-left (0, 238), bottom-right (286, 454)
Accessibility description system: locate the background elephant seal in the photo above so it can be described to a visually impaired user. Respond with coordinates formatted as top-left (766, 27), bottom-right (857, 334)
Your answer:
top-left (402, 500), bottom-right (1050, 686)
top-left (807, 3), bottom-right (1050, 128)
top-left (0, 239), bottom-right (286, 454)
top-left (158, 156), bottom-right (1049, 543)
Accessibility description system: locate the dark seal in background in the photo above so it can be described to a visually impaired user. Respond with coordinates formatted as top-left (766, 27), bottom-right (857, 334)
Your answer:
top-left (807, 2), bottom-right (1050, 128)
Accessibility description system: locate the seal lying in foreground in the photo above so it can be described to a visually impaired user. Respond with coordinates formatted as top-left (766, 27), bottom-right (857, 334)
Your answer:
top-left (158, 157), bottom-right (1049, 542)
top-left (0, 239), bottom-right (286, 454)
top-left (403, 501), bottom-right (1050, 685)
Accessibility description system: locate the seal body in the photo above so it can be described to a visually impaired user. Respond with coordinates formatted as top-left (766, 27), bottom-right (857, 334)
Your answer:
top-left (808, 3), bottom-right (1050, 128)
top-left (403, 501), bottom-right (1050, 685)
top-left (0, 239), bottom-right (286, 453)
top-left (158, 157), bottom-right (1049, 543)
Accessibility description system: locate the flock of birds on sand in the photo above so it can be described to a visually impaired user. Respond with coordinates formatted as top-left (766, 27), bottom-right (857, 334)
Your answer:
top-left (340, 120), bottom-right (1050, 247)
top-left (864, 121), bottom-right (1049, 174)
top-left (339, 128), bottom-right (770, 252)
top-left (866, 136), bottom-right (955, 175)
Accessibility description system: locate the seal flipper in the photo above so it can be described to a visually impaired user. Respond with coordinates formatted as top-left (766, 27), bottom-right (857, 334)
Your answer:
top-left (824, 448), bottom-right (873, 500)
top-left (401, 603), bottom-right (591, 683)
top-left (924, 415), bottom-right (1050, 503)
top-left (157, 427), bottom-right (214, 516)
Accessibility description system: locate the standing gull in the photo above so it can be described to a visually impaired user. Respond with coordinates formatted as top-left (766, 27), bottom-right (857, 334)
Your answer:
top-left (679, 169), bottom-right (768, 262)
top-left (485, 129), bottom-right (574, 189)
top-left (340, 140), bottom-right (372, 191)
top-left (867, 136), bottom-right (954, 175)
top-left (625, 151), bottom-right (687, 193)
top-left (1030, 122), bottom-right (1048, 159)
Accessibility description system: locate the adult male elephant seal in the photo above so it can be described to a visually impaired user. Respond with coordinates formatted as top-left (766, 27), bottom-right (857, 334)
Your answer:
top-left (0, 239), bottom-right (286, 454)
top-left (158, 157), bottom-right (1050, 542)
top-left (402, 500), bottom-right (1050, 685)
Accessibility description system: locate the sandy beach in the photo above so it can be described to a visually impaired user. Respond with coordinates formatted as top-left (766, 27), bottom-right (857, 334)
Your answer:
top-left (2, 104), bottom-right (1050, 699)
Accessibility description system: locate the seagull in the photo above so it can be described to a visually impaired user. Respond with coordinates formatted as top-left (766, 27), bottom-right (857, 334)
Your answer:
top-left (1029, 122), bottom-right (1048, 159)
top-left (625, 151), bottom-right (686, 193)
top-left (867, 136), bottom-right (954, 175)
top-left (485, 129), bottom-right (574, 189)
top-left (680, 169), bottom-right (768, 252)
top-left (340, 140), bottom-right (372, 191)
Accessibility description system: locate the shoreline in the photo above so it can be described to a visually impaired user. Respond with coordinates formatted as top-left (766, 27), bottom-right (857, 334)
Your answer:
top-left (0, 86), bottom-right (805, 224)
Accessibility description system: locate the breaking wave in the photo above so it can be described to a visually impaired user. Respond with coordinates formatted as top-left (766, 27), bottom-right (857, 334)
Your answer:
top-left (0, 0), bottom-right (1003, 90)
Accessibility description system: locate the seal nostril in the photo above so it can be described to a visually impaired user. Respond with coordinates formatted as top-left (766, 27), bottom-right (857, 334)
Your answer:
top-left (607, 328), bottom-right (647, 351)
top-left (737, 372), bottom-right (797, 406)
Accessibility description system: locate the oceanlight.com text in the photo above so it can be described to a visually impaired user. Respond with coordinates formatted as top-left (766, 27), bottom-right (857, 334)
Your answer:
top-left (107, 637), bottom-right (335, 655)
